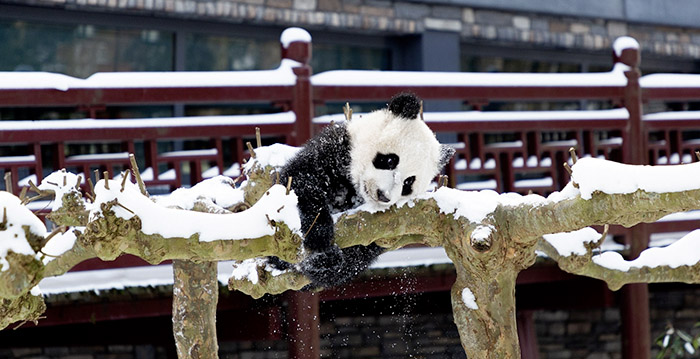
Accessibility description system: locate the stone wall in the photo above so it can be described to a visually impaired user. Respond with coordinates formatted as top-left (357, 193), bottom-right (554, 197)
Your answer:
top-left (3, 0), bottom-right (700, 59)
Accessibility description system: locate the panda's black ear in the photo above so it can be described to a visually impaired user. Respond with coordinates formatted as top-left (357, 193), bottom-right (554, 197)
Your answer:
top-left (438, 144), bottom-right (456, 169)
top-left (388, 92), bottom-right (421, 120)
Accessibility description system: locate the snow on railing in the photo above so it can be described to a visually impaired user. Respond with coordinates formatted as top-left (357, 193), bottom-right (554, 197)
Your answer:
top-left (311, 66), bottom-right (629, 88)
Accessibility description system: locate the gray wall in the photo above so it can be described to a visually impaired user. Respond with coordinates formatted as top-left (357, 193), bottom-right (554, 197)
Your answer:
top-left (416, 0), bottom-right (700, 28)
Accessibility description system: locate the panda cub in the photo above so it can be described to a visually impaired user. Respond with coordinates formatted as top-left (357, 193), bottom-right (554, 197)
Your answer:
top-left (270, 92), bottom-right (455, 288)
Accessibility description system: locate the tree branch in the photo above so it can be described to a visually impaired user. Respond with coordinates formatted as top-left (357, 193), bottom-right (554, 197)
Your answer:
top-left (537, 232), bottom-right (700, 291)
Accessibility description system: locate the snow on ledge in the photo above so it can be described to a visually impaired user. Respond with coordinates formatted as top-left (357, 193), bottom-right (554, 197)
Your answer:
top-left (314, 109), bottom-right (629, 124)
top-left (641, 73), bottom-right (700, 88)
top-left (312, 68), bottom-right (627, 87)
top-left (0, 59), bottom-right (299, 91)
top-left (571, 157), bottom-right (700, 200)
top-left (0, 112), bottom-right (295, 131)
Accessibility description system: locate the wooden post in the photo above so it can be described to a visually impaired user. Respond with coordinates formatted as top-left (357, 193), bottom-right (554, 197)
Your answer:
top-left (282, 29), bottom-right (314, 146)
top-left (517, 311), bottom-right (539, 359)
top-left (286, 291), bottom-right (320, 359)
top-left (617, 37), bottom-right (651, 359)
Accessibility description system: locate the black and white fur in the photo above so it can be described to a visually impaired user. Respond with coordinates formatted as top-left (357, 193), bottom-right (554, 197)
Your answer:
top-left (270, 93), bottom-right (455, 288)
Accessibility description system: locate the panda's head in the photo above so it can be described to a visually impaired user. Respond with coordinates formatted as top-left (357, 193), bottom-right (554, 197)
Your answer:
top-left (347, 93), bottom-right (455, 207)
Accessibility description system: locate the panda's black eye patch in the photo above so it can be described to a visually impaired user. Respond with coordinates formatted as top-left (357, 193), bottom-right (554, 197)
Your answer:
top-left (373, 153), bottom-right (399, 170)
top-left (402, 176), bottom-right (416, 196)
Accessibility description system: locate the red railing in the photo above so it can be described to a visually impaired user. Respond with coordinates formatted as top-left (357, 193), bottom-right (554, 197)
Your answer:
top-left (0, 31), bottom-right (699, 226)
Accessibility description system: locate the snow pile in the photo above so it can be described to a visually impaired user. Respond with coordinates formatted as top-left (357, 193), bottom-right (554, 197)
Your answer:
top-left (430, 187), bottom-right (551, 223)
top-left (613, 36), bottom-right (639, 57)
top-left (37, 170), bottom-right (85, 212)
top-left (593, 229), bottom-right (700, 271)
top-left (461, 287), bottom-right (478, 310)
top-left (230, 258), bottom-right (287, 284)
top-left (155, 176), bottom-right (244, 211)
top-left (0, 192), bottom-right (46, 271)
top-left (571, 157), bottom-right (700, 200)
top-left (542, 228), bottom-right (602, 256)
top-left (242, 143), bottom-right (301, 173)
top-left (91, 179), bottom-right (301, 242)
top-left (41, 228), bottom-right (81, 264)
top-left (280, 27), bottom-right (311, 48)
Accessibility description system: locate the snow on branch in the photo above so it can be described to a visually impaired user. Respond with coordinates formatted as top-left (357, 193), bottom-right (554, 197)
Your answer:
top-left (537, 229), bottom-right (700, 291)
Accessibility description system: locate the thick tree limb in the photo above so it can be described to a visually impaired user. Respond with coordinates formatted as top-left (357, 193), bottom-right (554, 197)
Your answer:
top-left (506, 187), bottom-right (700, 244)
top-left (537, 235), bottom-right (700, 291)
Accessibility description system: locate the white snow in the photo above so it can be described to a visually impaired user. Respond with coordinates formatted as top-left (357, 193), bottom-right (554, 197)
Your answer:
top-left (314, 109), bottom-right (628, 124)
top-left (471, 225), bottom-right (494, 243)
top-left (280, 27), bottom-right (312, 48)
top-left (613, 36), bottom-right (639, 57)
top-left (36, 247), bottom-right (452, 294)
top-left (0, 112), bottom-right (295, 131)
top-left (461, 287), bottom-right (478, 310)
top-left (41, 228), bottom-right (81, 264)
top-left (38, 263), bottom-right (176, 294)
top-left (229, 258), bottom-right (288, 285)
top-left (230, 258), bottom-right (263, 284)
top-left (456, 180), bottom-right (498, 190)
top-left (312, 68), bottom-right (628, 87)
top-left (514, 177), bottom-right (553, 188)
top-left (37, 171), bottom-right (85, 212)
top-left (371, 247), bottom-right (451, 268)
top-left (91, 179), bottom-right (300, 242)
top-left (154, 176), bottom-right (244, 211)
top-left (542, 228), bottom-right (601, 257)
top-left (641, 74), bottom-right (700, 88)
top-left (571, 157), bottom-right (700, 200)
top-left (0, 192), bottom-right (46, 271)
top-left (644, 111), bottom-right (700, 121)
top-left (159, 149), bottom-right (218, 158)
top-left (242, 143), bottom-right (301, 172)
top-left (0, 59), bottom-right (300, 91)
top-left (430, 187), bottom-right (551, 223)
top-left (592, 229), bottom-right (700, 271)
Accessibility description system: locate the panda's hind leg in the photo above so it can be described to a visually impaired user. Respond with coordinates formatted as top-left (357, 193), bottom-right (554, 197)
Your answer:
top-left (301, 243), bottom-right (384, 288)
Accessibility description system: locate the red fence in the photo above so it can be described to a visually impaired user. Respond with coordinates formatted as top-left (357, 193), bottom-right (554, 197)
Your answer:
top-left (1, 32), bottom-right (700, 218)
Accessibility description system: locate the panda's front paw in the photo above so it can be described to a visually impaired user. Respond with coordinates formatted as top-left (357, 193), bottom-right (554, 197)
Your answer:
top-left (300, 246), bottom-right (346, 288)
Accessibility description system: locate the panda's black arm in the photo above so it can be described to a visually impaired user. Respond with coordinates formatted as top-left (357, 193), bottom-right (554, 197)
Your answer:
top-left (292, 173), bottom-right (335, 252)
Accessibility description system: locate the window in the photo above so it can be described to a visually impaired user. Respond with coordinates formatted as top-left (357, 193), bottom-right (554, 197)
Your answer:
top-left (185, 33), bottom-right (280, 71)
top-left (0, 20), bottom-right (173, 78)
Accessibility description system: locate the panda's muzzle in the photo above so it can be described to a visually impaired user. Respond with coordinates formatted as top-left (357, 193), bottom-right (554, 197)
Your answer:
top-left (376, 189), bottom-right (391, 203)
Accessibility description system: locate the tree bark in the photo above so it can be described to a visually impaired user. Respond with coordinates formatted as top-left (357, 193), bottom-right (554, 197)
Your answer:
top-left (172, 260), bottom-right (219, 359)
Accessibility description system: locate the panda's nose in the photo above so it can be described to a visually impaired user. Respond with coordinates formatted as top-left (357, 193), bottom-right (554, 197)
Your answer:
top-left (376, 190), bottom-right (390, 203)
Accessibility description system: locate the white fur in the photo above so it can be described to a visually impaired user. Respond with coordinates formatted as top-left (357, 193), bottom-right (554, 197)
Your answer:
top-left (347, 108), bottom-right (441, 207)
